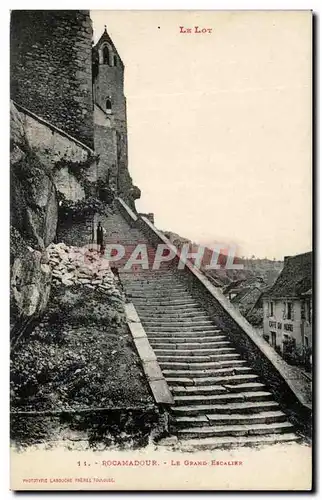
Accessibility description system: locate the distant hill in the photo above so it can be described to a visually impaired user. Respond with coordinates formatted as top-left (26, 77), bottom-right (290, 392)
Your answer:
top-left (162, 230), bottom-right (283, 287)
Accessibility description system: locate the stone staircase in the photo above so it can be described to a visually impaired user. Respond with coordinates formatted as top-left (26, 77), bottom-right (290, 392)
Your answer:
top-left (100, 210), bottom-right (300, 449)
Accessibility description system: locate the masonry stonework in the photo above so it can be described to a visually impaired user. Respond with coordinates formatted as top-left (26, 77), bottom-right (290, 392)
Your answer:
top-left (10, 10), bottom-right (94, 149)
top-left (92, 29), bottom-right (139, 207)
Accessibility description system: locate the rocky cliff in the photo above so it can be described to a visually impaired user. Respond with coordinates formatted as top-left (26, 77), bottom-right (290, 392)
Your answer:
top-left (10, 103), bottom-right (57, 335)
top-left (10, 101), bottom-right (95, 337)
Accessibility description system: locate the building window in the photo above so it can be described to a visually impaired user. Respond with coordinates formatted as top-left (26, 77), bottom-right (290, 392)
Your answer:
top-left (102, 45), bottom-right (110, 65)
top-left (286, 302), bottom-right (293, 320)
top-left (271, 331), bottom-right (276, 348)
top-left (106, 98), bottom-right (112, 113)
top-left (304, 336), bottom-right (309, 347)
top-left (113, 55), bottom-right (117, 66)
top-left (270, 301), bottom-right (274, 317)
top-left (307, 301), bottom-right (311, 324)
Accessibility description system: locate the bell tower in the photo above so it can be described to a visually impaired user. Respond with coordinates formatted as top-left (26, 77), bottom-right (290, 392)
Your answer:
top-left (92, 27), bottom-right (137, 203)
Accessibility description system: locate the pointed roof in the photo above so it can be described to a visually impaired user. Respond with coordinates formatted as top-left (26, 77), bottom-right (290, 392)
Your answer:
top-left (93, 26), bottom-right (124, 67)
top-left (264, 251), bottom-right (312, 299)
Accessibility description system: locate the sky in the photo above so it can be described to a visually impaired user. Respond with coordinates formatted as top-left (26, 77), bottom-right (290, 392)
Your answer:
top-left (91, 10), bottom-right (312, 260)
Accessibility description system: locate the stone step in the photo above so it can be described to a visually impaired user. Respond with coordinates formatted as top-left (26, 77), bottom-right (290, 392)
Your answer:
top-left (165, 374), bottom-right (259, 387)
top-left (171, 385), bottom-right (227, 395)
top-left (149, 339), bottom-right (229, 346)
top-left (131, 292), bottom-right (195, 299)
top-left (121, 270), bottom-right (176, 277)
top-left (134, 304), bottom-right (201, 311)
top-left (144, 325), bottom-right (222, 333)
top-left (124, 282), bottom-right (189, 291)
top-left (177, 422), bottom-right (294, 439)
top-left (126, 281), bottom-right (188, 287)
top-left (156, 353), bottom-right (240, 363)
top-left (158, 359), bottom-right (247, 370)
top-left (173, 391), bottom-right (273, 406)
top-left (133, 299), bottom-right (199, 306)
top-left (123, 279), bottom-right (180, 286)
top-left (108, 249), bottom-right (157, 255)
top-left (153, 347), bottom-right (234, 355)
top-left (222, 382), bottom-right (267, 393)
top-left (144, 323), bottom-right (219, 331)
top-left (123, 280), bottom-right (183, 287)
top-left (128, 292), bottom-right (194, 300)
top-left (171, 382), bottom-right (265, 396)
top-left (128, 291), bottom-right (190, 298)
top-left (125, 285), bottom-right (187, 292)
top-left (146, 332), bottom-right (224, 339)
top-left (162, 366), bottom-right (253, 378)
top-left (176, 433), bottom-right (300, 450)
top-left (139, 312), bottom-right (211, 320)
top-left (205, 410), bottom-right (288, 425)
top-left (174, 410), bottom-right (287, 427)
top-left (141, 319), bottom-right (216, 327)
top-left (171, 400), bottom-right (280, 416)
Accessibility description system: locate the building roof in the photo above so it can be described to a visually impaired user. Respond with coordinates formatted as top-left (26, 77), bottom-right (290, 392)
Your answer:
top-left (93, 27), bottom-right (124, 67)
top-left (264, 251), bottom-right (312, 299)
top-left (231, 286), bottom-right (262, 307)
top-left (223, 279), bottom-right (247, 295)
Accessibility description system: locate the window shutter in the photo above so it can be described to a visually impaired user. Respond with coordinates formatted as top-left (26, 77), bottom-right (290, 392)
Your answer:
top-left (301, 301), bottom-right (305, 320)
top-left (291, 302), bottom-right (295, 321)
top-left (266, 301), bottom-right (270, 317)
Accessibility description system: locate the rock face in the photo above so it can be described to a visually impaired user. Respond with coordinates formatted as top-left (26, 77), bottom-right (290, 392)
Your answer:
top-left (10, 100), bottom-right (97, 335)
top-left (53, 166), bottom-right (86, 203)
top-left (10, 101), bottom-right (58, 334)
top-left (10, 228), bottom-right (52, 330)
top-left (10, 101), bottom-right (58, 250)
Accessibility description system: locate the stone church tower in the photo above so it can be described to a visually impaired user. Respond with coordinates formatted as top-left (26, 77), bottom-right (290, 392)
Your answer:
top-left (10, 10), bottom-right (94, 149)
top-left (92, 28), bottom-right (140, 207)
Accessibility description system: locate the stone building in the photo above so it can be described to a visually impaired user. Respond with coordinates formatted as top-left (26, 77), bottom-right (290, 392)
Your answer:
top-left (10, 11), bottom-right (141, 327)
top-left (262, 252), bottom-right (312, 366)
top-left (10, 10), bottom-right (94, 149)
top-left (92, 27), bottom-right (140, 208)
top-left (11, 13), bottom-right (140, 208)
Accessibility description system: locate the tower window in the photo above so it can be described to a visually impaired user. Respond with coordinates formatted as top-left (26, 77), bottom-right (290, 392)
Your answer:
top-left (113, 55), bottom-right (117, 67)
top-left (106, 98), bottom-right (112, 114)
top-left (102, 45), bottom-right (110, 65)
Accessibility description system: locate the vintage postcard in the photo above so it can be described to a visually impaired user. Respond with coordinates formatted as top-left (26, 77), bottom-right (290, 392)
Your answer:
top-left (10, 10), bottom-right (312, 490)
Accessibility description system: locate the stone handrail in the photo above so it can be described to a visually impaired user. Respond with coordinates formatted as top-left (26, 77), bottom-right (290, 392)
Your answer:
top-left (116, 197), bottom-right (138, 223)
top-left (125, 303), bottom-right (174, 405)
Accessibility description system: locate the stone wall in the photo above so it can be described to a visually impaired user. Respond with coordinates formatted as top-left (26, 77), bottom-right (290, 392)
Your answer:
top-left (263, 298), bottom-right (312, 354)
top-left (14, 102), bottom-right (97, 201)
top-left (94, 106), bottom-right (118, 188)
top-left (10, 10), bottom-right (94, 149)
